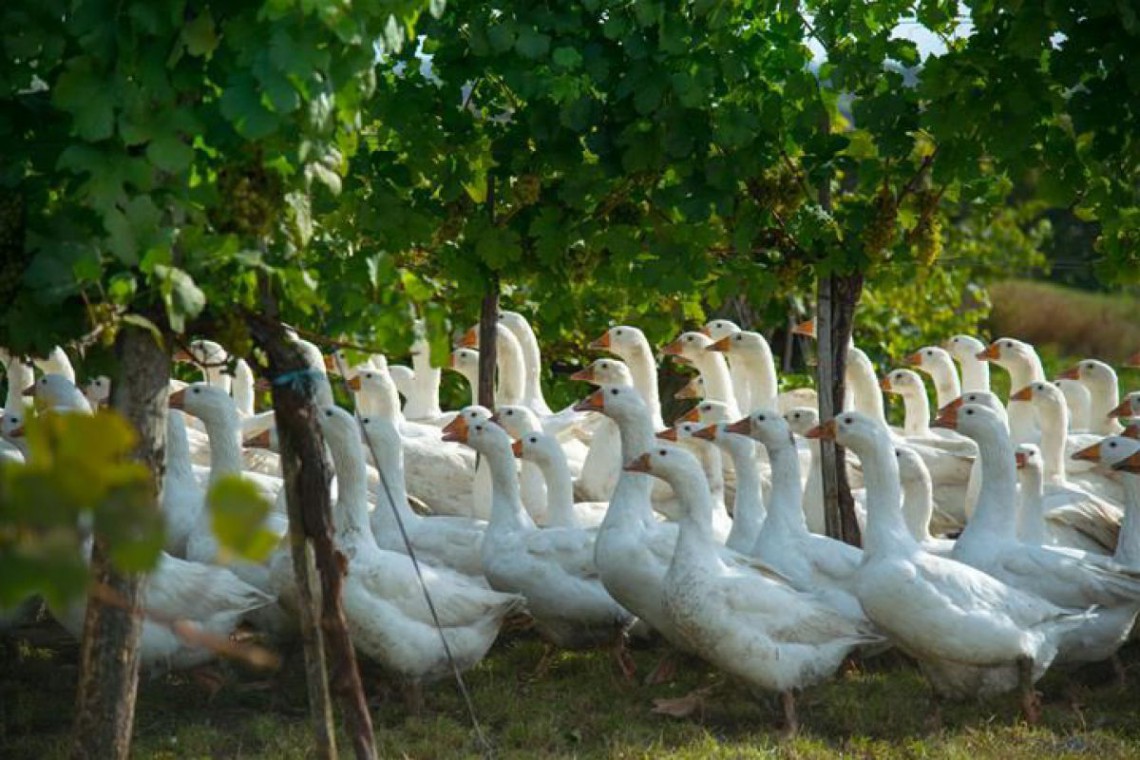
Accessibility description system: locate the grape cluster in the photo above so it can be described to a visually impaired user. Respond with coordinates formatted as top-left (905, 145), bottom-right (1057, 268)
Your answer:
top-left (862, 183), bottom-right (898, 259)
top-left (912, 189), bottom-right (943, 267)
top-left (0, 189), bottom-right (28, 304)
top-left (511, 174), bottom-right (541, 207)
top-left (209, 163), bottom-right (283, 237)
top-left (749, 166), bottom-right (804, 218)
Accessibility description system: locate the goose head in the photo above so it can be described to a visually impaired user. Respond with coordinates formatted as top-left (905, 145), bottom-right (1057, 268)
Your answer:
top-left (932, 401), bottom-right (1008, 445)
top-left (168, 382), bottom-right (237, 424)
top-left (674, 375), bottom-right (705, 400)
top-left (895, 446), bottom-right (931, 486)
top-left (805, 411), bottom-right (891, 460)
top-left (572, 384), bottom-right (647, 424)
top-left (1057, 358), bottom-right (1116, 387)
top-left (700, 319), bottom-right (741, 341)
top-left (174, 338), bottom-right (228, 369)
top-left (570, 358), bottom-right (633, 387)
top-left (938, 391), bottom-right (1007, 422)
top-left (348, 368), bottom-right (401, 417)
top-left (447, 347), bottom-right (480, 376)
top-left (976, 337), bottom-right (1035, 370)
top-left (879, 368), bottom-right (925, 398)
top-left (1073, 435), bottom-right (1140, 468)
top-left (675, 399), bottom-right (730, 426)
top-left (1109, 391), bottom-right (1140, 419)
top-left (783, 406), bottom-right (820, 436)
top-left (623, 444), bottom-right (703, 490)
top-left (589, 325), bottom-right (647, 355)
top-left (727, 408), bottom-right (795, 451)
top-left (1009, 381), bottom-right (1066, 416)
top-left (907, 346), bottom-right (953, 372)
top-left (706, 330), bottom-right (769, 359)
top-left (315, 404), bottom-right (361, 456)
top-left (1016, 442), bottom-right (1044, 474)
top-left (498, 310), bottom-right (532, 336)
top-left (942, 334), bottom-right (986, 363)
top-left (490, 404), bottom-right (541, 438)
top-left (2, 408), bottom-right (25, 439)
top-left (358, 413), bottom-right (401, 451)
top-left (661, 331), bottom-right (712, 364)
top-left (512, 430), bottom-right (563, 467)
top-left (443, 408), bottom-right (511, 457)
top-left (28, 374), bottom-right (90, 413)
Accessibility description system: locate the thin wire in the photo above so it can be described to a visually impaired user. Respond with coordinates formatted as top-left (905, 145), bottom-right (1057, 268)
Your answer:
top-left (332, 358), bottom-right (494, 757)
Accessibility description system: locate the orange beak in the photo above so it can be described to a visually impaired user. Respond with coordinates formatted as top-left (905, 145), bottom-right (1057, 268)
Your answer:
top-left (1108, 398), bottom-right (1134, 418)
top-left (932, 407), bottom-right (958, 430)
top-left (22, 385), bottom-right (35, 397)
top-left (8, 424), bottom-right (24, 438)
top-left (656, 428), bottom-right (678, 441)
top-left (347, 375), bottom-right (362, 391)
top-left (976, 343), bottom-right (1001, 362)
top-left (570, 366), bottom-right (595, 382)
top-left (676, 406), bottom-right (701, 424)
top-left (458, 326), bottom-right (479, 349)
top-left (511, 439), bottom-right (524, 458)
top-left (1124, 425), bottom-right (1140, 440)
top-left (1057, 365), bottom-right (1081, 381)
top-left (937, 397), bottom-right (965, 417)
top-left (1010, 385), bottom-right (1034, 402)
top-left (693, 424), bottom-right (718, 441)
top-left (323, 355), bottom-right (338, 373)
top-left (879, 376), bottom-right (893, 392)
top-left (245, 429), bottom-right (273, 449)
top-left (441, 414), bottom-right (470, 443)
top-left (1112, 450), bottom-right (1140, 474)
top-left (661, 338), bottom-right (684, 357)
top-left (905, 351), bottom-right (923, 366)
top-left (588, 331), bottom-right (611, 350)
top-left (623, 452), bottom-right (652, 473)
top-left (169, 389), bottom-right (186, 409)
top-left (573, 388), bottom-right (605, 413)
top-left (791, 318), bottom-right (816, 338)
top-left (173, 348), bottom-right (193, 363)
top-left (726, 417), bottom-right (751, 436)
top-left (1015, 451), bottom-right (1028, 468)
top-left (1071, 443), bottom-right (1101, 462)
top-left (805, 418), bottom-right (837, 440)
top-left (706, 336), bottom-right (732, 353)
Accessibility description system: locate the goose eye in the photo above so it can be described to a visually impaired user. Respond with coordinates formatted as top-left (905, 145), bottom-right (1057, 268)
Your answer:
top-left (734, 335), bottom-right (741, 341)
top-left (685, 336), bottom-right (692, 342)
top-left (659, 449), bottom-right (667, 456)
top-left (610, 388), bottom-right (618, 395)
top-left (192, 388), bottom-right (200, 394)
top-left (529, 437), bottom-right (536, 444)
top-left (1085, 363), bottom-right (1093, 370)
top-left (926, 350), bottom-right (932, 356)
top-left (756, 414), bottom-right (766, 422)
top-left (1003, 341), bottom-right (1011, 348)
top-left (793, 412), bottom-right (800, 418)
top-left (325, 410), bottom-right (332, 417)
top-left (1110, 442), bottom-right (1117, 448)
top-left (506, 410), bottom-right (514, 415)
top-left (615, 329), bottom-right (623, 335)
top-left (362, 418), bottom-right (370, 424)
top-left (843, 417), bottom-right (852, 425)
top-left (475, 425), bottom-right (483, 432)
top-left (966, 409), bottom-right (974, 415)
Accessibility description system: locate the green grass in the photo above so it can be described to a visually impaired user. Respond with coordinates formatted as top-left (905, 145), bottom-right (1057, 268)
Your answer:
top-left (987, 280), bottom-right (1140, 365)
top-left (6, 618), bottom-right (1140, 759)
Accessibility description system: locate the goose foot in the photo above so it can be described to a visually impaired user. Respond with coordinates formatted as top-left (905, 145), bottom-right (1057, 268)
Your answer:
top-left (778, 690), bottom-right (798, 740)
top-left (1017, 656), bottom-right (1041, 725)
top-left (610, 634), bottom-right (636, 681)
top-left (644, 652), bottom-right (677, 685)
top-left (652, 686), bottom-right (713, 720)
top-left (531, 642), bottom-right (556, 680)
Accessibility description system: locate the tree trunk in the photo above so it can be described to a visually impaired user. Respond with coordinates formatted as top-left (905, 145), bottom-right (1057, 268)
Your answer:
top-left (70, 324), bottom-right (169, 760)
top-left (248, 301), bottom-right (377, 760)
top-left (815, 273), bottom-right (864, 547)
top-left (477, 277), bottom-right (500, 410)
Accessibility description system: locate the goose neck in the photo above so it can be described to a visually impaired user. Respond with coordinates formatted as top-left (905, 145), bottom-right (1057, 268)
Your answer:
top-left (1116, 476), bottom-right (1140, 567)
top-left (852, 430), bottom-right (916, 555)
top-left (900, 476), bottom-right (934, 543)
top-left (901, 389), bottom-right (931, 438)
top-left (721, 436), bottom-right (765, 524)
top-left (963, 427), bottom-right (1019, 540)
top-left (1017, 469), bottom-right (1050, 546)
top-left (165, 411), bottom-right (195, 485)
top-left (495, 328), bottom-right (526, 406)
top-left (361, 423), bottom-right (416, 533)
top-left (762, 439), bottom-right (807, 534)
top-left (670, 469), bottom-right (717, 546)
top-left (692, 352), bottom-right (738, 416)
top-left (846, 349), bottom-right (886, 422)
top-left (619, 345), bottom-right (664, 429)
top-left (484, 442), bottom-right (536, 531)
top-left (1087, 375), bottom-right (1122, 435)
top-left (606, 406), bottom-right (656, 526)
top-left (960, 356), bottom-right (990, 393)
top-left (1034, 403), bottom-right (1069, 483)
top-left (739, 350), bottom-right (778, 411)
top-left (535, 453), bottom-right (577, 527)
top-left (328, 433), bottom-right (373, 541)
top-left (929, 358), bottom-right (962, 410)
top-left (406, 340), bottom-right (443, 419)
top-left (201, 411), bottom-right (243, 485)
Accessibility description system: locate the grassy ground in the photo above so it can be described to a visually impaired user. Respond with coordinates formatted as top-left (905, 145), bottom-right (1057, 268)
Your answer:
top-left (987, 280), bottom-right (1140, 365)
top-left (5, 615), bottom-right (1140, 759)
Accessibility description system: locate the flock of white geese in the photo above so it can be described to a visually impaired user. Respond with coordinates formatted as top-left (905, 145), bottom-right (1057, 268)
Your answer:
top-left (4, 314), bottom-right (1140, 733)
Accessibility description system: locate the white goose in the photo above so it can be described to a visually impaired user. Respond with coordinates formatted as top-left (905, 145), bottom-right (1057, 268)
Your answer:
top-left (705, 330), bottom-right (777, 413)
top-left (82, 376), bottom-right (111, 409)
top-left (1015, 444), bottom-right (1055, 547)
top-left (33, 346), bottom-right (75, 384)
top-left (943, 334), bottom-right (991, 393)
top-left (513, 430), bottom-right (607, 529)
top-left (792, 318), bottom-right (884, 422)
top-left (700, 318), bottom-right (751, 413)
top-left (976, 338), bottom-right (1044, 444)
top-left (729, 410), bottom-right (868, 626)
top-left (175, 339), bottom-right (233, 393)
top-left (814, 411), bottom-right (1088, 717)
top-left (662, 331), bottom-right (740, 419)
top-left (937, 402), bottom-right (1140, 666)
top-left (162, 409), bottom-right (205, 558)
top-left (1053, 378), bottom-right (1093, 432)
top-left (316, 405), bottom-right (522, 693)
top-left (1059, 359), bottom-right (1125, 436)
top-left (499, 310), bottom-right (554, 416)
top-left (1010, 381), bottom-right (1124, 550)
top-left (403, 322), bottom-right (446, 423)
top-left (630, 444), bottom-right (882, 734)
top-left (447, 347), bottom-right (481, 406)
top-left (1080, 437), bottom-right (1140, 568)
top-left (358, 413), bottom-right (487, 579)
top-left (568, 358), bottom-right (632, 502)
top-left (691, 422), bottom-right (765, 553)
top-left (590, 326), bottom-right (666, 430)
top-left (906, 346), bottom-right (961, 411)
top-left (443, 411), bottom-right (634, 667)
top-left (486, 404), bottom-right (552, 523)
top-left (894, 446), bottom-right (955, 556)
top-left (659, 421), bottom-right (734, 542)
top-left (458, 324), bottom-right (525, 407)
